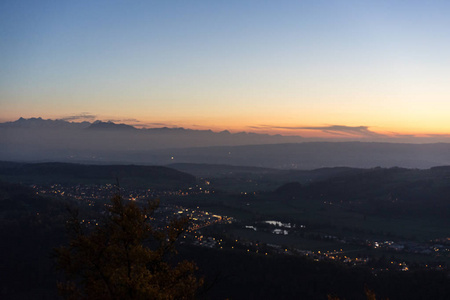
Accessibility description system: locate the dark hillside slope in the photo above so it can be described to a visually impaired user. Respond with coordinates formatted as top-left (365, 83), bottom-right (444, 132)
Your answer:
top-left (168, 163), bottom-right (278, 178)
top-left (181, 246), bottom-right (450, 300)
top-left (274, 167), bottom-right (450, 218)
top-left (169, 163), bottom-right (368, 192)
top-left (0, 162), bottom-right (196, 188)
top-left (0, 181), bottom-right (68, 299)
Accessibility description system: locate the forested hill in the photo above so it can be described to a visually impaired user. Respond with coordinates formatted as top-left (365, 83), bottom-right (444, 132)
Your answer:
top-left (274, 166), bottom-right (450, 218)
top-left (0, 161), bottom-right (196, 188)
top-left (0, 181), bottom-right (68, 299)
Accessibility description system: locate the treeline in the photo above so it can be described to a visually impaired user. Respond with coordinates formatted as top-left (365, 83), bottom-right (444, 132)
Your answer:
top-left (275, 167), bottom-right (450, 218)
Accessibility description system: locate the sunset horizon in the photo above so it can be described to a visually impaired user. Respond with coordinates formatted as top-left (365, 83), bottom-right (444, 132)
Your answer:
top-left (2, 1), bottom-right (450, 143)
top-left (3, 115), bottom-right (450, 143)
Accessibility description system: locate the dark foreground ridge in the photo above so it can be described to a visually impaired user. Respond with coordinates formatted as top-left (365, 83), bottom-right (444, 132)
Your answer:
top-left (0, 161), bottom-right (196, 189)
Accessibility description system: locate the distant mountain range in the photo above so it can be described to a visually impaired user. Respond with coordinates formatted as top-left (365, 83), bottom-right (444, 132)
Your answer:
top-left (0, 117), bottom-right (295, 136)
top-left (0, 117), bottom-right (303, 144)
top-left (2, 117), bottom-right (450, 169)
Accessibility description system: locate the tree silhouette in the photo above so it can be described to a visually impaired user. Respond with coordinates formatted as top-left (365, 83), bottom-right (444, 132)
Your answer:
top-left (328, 286), bottom-right (385, 300)
top-left (55, 194), bottom-right (203, 300)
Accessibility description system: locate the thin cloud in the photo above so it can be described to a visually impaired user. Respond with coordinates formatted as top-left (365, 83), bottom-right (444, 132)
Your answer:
top-left (391, 133), bottom-right (417, 138)
top-left (61, 113), bottom-right (96, 121)
top-left (107, 118), bottom-right (140, 123)
top-left (146, 122), bottom-right (170, 126)
top-left (250, 124), bottom-right (385, 137)
top-left (390, 133), bottom-right (450, 139)
top-left (123, 118), bottom-right (140, 123)
top-left (425, 133), bottom-right (450, 137)
top-left (120, 122), bottom-right (177, 129)
top-left (300, 125), bottom-right (384, 137)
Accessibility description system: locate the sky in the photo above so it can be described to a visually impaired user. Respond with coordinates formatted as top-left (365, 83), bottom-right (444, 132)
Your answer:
top-left (1, 0), bottom-right (450, 140)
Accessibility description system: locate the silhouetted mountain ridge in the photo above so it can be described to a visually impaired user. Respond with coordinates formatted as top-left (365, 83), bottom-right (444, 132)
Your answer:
top-left (87, 121), bottom-right (137, 131)
top-left (0, 117), bottom-right (91, 129)
top-left (0, 118), bottom-right (296, 138)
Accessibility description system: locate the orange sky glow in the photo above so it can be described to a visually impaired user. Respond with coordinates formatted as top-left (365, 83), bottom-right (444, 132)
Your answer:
top-left (1, 1), bottom-right (450, 143)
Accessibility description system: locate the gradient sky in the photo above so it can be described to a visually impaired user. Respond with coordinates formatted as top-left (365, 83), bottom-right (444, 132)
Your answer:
top-left (1, 0), bottom-right (450, 139)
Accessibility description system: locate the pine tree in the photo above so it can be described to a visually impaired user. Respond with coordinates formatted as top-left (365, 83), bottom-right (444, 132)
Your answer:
top-left (55, 194), bottom-right (203, 300)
